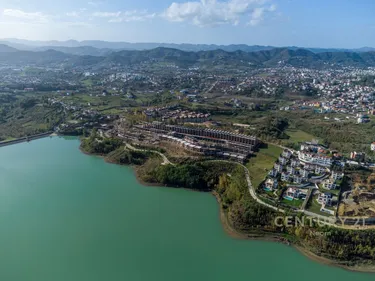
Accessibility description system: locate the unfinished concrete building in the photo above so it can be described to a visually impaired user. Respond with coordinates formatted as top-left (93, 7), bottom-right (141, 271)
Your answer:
top-left (142, 122), bottom-right (258, 145)
top-left (133, 122), bottom-right (261, 161)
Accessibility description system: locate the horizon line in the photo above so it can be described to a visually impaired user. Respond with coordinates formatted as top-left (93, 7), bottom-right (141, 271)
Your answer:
top-left (1, 38), bottom-right (374, 51)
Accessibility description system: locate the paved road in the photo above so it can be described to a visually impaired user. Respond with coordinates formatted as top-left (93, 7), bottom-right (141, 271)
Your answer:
top-left (301, 187), bottom-right (314, 210)
top-left (205, 160), bottom-right (285, 213)
top-left (124, 145), bottom-right (375, 229)
top-left (125, 143), bottom-right (175, 166)
top-left (205, 160), bottom-right (374, 228)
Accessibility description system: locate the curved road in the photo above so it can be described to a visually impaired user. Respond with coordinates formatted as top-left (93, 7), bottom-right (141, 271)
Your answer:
top-left (125, 143), bottom-right (175, 166)
top-left (205, 160), bottom-right (286, 213)
top-left (125, 143), bottom-right (375, 230)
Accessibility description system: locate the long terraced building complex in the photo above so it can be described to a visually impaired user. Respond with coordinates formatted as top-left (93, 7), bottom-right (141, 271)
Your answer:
top-left (135, 122), bottom-right (261, 161)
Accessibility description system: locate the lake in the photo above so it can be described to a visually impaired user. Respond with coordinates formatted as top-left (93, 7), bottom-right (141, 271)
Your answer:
top-left (0, 137), bottom-right (373, 281)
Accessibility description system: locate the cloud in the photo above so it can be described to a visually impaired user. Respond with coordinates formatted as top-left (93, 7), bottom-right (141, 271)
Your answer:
top-left (162, 0), bottom-right (275, 27)
top-left (64, 21), bottom-right (94, 27)
top-left (2, 8), bottom-right (50, 23)
top-left (92, 10), bottom-right (156, 23)
top-left (248, 4), bottom-right (276, 26)
top-left (1, 1), bottom-right (276, 30)
top-left (1, 8), bottom-right (95, 29)
top-left (88, 1), bottom-right (105, 6)
top-left (248, 7), bottom-right (264, 26)
top-left (66, 11), bottom-right (80, 17)
top-left (92, 11), bottom-right (122, 18)
top-left (66, 8), bottom-right (88, 18)
top-left (269, 3), bottom-right (277, 11)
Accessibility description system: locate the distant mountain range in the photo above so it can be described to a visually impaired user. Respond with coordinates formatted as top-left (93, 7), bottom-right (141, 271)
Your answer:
top-left (1, 38), bottom-right (375, 56)
top-left (0, 42), bottom-right (375, 69)
top-left (0, 44), bottom-right (18, 53)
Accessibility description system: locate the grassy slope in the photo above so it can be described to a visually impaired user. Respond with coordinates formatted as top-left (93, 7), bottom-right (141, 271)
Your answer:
top-left (246, 144), bottom-right (282, 188)
top-left (285, 129), bottom-right (319, 143)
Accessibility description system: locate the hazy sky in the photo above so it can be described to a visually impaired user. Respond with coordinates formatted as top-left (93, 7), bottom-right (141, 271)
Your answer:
top-left (0, 0), bottom-right (374, 48)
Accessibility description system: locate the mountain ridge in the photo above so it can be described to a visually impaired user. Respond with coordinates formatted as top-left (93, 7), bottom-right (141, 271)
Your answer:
top-left (1, 44), bottom-right (375, 69)
top-left (1, 38), bottom-right (375, 56)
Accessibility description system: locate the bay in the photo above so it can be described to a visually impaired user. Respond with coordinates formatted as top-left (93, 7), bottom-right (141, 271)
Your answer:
top-left (0, 137), bottom-right (373, 281)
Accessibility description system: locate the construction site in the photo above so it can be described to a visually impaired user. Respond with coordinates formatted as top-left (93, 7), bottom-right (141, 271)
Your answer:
top-left (115, 120), bottom-right (261, 163)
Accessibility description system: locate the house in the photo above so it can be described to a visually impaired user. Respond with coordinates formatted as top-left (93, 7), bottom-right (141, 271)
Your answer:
top-left (371, 142), bottom-right (375, 151)
top-left (298, 151), bottom-right (332, 167)
top-left (282, 149), bottom-right (292, 159)
top-left (332, 171), bottom-right (344, 181)
top-left (318, 155), bottom-right (332, 166)
top-left (322, 179), bottom-right (337, 190)
top-left (268, 169), bottom-right (278, 178)
top-left (274, 163), bottom-right (283, 173)
top-left (285, 187), bottom-right (301, 199)
top-left (358, 115), bottom-right (370, 124)
top-left (281, 172), bottom-right (290, 182)
top-left (300, 169), bottom-right (309, 178)
top-left (304, 163), bottom-right (316, 171)
top-left (298, 151), bottom-right (314, 163)
top-left (300, 144), bottom-right (310, 152)
top-left (291, 159), bottom-right (300, 167)
top-left (300, 142), bottom-right (324, 153)
top-left (293, 175), bottom-right (303, 184)
top-left (315, 166), bottom-right (326, 175)
top-left (350, 151), bottom-right (365, 162)
top-left (287, 166), bottom-right (296, 175)
top-left (318, 192), bottom-right (333, 206)
top-left (265, 178), bottom-right (278, 191)
top-left (278, 157), bottom-right (288, 165)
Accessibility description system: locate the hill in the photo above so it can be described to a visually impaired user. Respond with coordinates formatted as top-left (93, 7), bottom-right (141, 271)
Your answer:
top-left (0, 44), bottom-right (18, 53)
top-left (1, 44), bottom-right (375, 69)
top-left (2, 38), bottom-right (375, 55)
top-left (34, 46), bottom-right (113, 56)
top-left (103, 47), bottom-right (375, 68)
top-left (0, 49), bottom-right (72, 65)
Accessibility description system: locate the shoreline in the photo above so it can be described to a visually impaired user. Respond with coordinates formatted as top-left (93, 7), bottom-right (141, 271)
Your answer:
top-left (211, 191), bottom-right (375, 273)
top-left (132, 171), bottom-right (375, 273)
top-left (79, 142), bottom-right (375, 274)
top-left (0, 131), bottom-right (53, 147)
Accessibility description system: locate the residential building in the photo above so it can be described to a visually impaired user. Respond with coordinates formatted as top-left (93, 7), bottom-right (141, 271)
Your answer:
top-left (281, 172), bottom-right (290, 182)
top-left (315, 165), bottom-right (326, 175)
top-left (285, 187), bottom-right (301, 199)
top-left (291, 159), bottom-right (300, 167)
top-left (293, 175), bottom-right (303, 184)
top-left (371, 142), bottom-right (375, 151)
top-left (298, 151), bottom-right (332, 167)
top-left (350, 151), bottom-right (365, 162)
top-left (265, 178), bottom-right (278, 191)
top-left (304, 163), bottom-right (316, 171)
top-left (332, 171), bottom-right (344, 181)
top-left (268, 169), bottom-right (278, 178)
top-left (278, 157), bottom-right (288, 165)
top-left (322, 179), bottom-right (337, 190)
top-left (282, 149), bottom-right (292, 159)
top-left (287, 166), bottom-right (296, 175)
top-left (358, 115), bottom-right (370, 124)
top-left (274, 163), bottom-right (283, 173)
top-left (318, 192), bottom-right (333, 206)
top-left (300, 169), bottom-right (309, 178)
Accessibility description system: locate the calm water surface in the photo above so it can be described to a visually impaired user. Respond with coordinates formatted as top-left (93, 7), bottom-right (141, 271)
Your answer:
top-left (0, 137), bottom-right (373, 281)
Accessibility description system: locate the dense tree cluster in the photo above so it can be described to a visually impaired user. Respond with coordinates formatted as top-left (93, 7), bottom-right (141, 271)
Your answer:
top-left (81, 130), bottom-right (123, 155)
top-left (292, 226), bottom-right (375, 262)
top-left (257, 116), bottom-right (289, 139)
top-left (139, 160), bottom-right (238, 191)
top-left (106, 148), bottom-right (150, 166)
top-left (151, 164), bottom-right (210, 190)
top-left (0, 96), bottom-right (64, 139)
